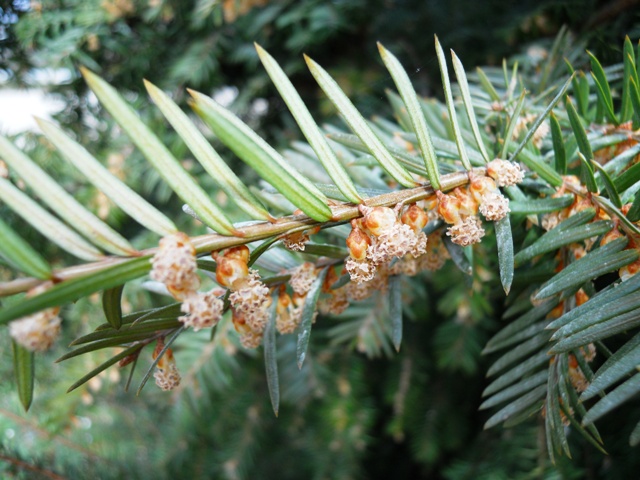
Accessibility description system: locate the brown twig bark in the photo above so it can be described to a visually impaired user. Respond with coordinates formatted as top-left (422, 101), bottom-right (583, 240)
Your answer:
top-left (0, 168), bottom-right (478, 296)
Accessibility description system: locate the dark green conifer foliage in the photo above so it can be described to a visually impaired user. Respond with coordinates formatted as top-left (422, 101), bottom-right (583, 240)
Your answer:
top-left (2, 2), bottom-right (640, 479)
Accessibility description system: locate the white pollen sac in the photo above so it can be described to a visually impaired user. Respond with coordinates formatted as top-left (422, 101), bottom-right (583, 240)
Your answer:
top-left (150, 232), bottom-right (200, 297)
top-left (283, 231), bottom-right (310, 251)
top-left (9, 312), bottom-right (61, 352)
top-left (446, 216), bottom-right (485, 247)
top-left (154, 363), bottom-right (181, 391)
top-left (486, 159), bottom-right (525, 187)
top-left (229, 270), bottom-right (271, 332)
top-left (289, 262), bottom-right (317, 295)
top-left (179, 290), bottom-right (224, 331)
top-left (345, 257), bottom-right (377, 283)
top-left (479, 191), bottom-right (510, 221)
top-left (239, 330), bottom-right (264, 349)
top-left (367, 223), bottom-right (426, 265)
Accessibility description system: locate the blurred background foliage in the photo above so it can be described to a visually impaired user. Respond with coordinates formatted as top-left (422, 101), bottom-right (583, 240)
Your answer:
top-left (1, 0), bottom-right (640, 478)
top-left (3, 0), bottom-right (640, 142)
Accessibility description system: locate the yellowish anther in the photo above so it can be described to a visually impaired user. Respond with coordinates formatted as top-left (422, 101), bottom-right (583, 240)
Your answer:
top-left (318, 286), bottom-right (350, 315)
top-left (9, 313), bottom-right (61, 352)
top-left (232, 297), bottom-right (270, 348)
top-left (322, 265), bottom-right (340, 293)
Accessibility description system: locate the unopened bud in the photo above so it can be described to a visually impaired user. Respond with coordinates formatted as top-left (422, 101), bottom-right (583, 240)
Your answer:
top-left (360, 205), bottom-right (398, 236)
top-left (436, 191), bottom-right (462, 225)
top-left (620, 258), bottom-right (640, 281)
top-left (575, 289), bottom-right (589, 307)
top-left (567, 354), bottom-right (589, 392)
top-left (232, 310), bottom-right (252, 335)
top-left (452, 187), bottom-right (478, 217)
top-left (215, 257), bottom-right (249, 289)
top-left (118, 351), bottom-right (140, 368)
top-left (469, 175), bottom-right (497, 205)
top-left (401, 204), bottom-right (428, 233)
top-left (220, 245), bottom-right (250, 263)
top-left (600, 227), bottom-right (623, 246)
top-left (580, 343), bottom-right (596, 362)
top-left (346, 219), bottom-right (372, 260)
